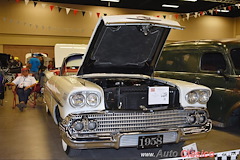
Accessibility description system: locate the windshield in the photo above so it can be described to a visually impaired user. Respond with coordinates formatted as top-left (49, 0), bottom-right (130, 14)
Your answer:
top-left (61, 55), bottom-right (83, 76)
top-left (230, 48), bottom-right (240, 73)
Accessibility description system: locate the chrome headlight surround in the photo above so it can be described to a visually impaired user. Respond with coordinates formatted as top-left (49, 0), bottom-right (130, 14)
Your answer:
top-left (185, 90), bottom-right (211, 104)
top-left (69, 91), bottom-right (101, 108)
top-left (198, 90), bottom-right (210, 104)
top-left (69, 92), bottom-right (86, 108)
top-left (186, 91), bottom-right (199, 104)
top-left (86, 93), bottom-right (101, 108)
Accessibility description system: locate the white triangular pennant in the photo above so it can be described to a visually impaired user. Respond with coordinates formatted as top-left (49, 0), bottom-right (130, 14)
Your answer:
top-left (24, 0), bottom-right (29, 5)
top-left (209, 9), bottom-right (214, 15)
top-left (89, 12), bottom-right (92, 17)
top-left (235, 4), bottom-right (240, 9)
top-left (42, 3), bottom-right (47, 8)
top-left (66, 8), bottom-right (71, 15)
top-left (194, 12), bottom-right (198, 18)
top-left (186, 13), bottom-right (190, 20)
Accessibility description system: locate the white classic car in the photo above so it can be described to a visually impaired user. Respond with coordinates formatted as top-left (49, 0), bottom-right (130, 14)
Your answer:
top-left (44, 15), bottom-right (212, 156)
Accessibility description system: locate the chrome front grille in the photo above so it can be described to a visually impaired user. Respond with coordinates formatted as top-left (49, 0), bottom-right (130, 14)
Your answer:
top-left (89, 111), bottom-right (187, 132)
top-left (62, 110), bottom-right (196, 134)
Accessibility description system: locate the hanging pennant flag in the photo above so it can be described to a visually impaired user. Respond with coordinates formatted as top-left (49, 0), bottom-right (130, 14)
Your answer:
top-left (82, 11), bottom-right (86, 16)
top-left (96, 12), bottom-right (100, 18)
top-left (89, 12), bottom-right (92, 17)
top-left (186, 13), bottom-right (190, 20)
top-left (16, 0), bottom-right (20, 3)
top-left (214, 9), bottom-right (218, 14)
top-left (174, 14), bottom-right (179, 19)
top-left (200, 11), bottom-right (204, 16)
top-left (58, 7), bottom-right (62, 13)
top-left (156, 15), bottom-right (160, 18)
top-left (163, 15), bottom-right (166, 19)
top-left (104, 13), bottom-right (107, 16)
top-left (42, 3), bottom-right (47, 8)
top-left (50, 5), bottom-right (54, 11)
top-left (73, 10), bottom-right (78, 15)
top-left (66, 8), bottom-right (71, 15)
top-left (34, 2), bottom-right (37, 7)
top-left (24, 0), bottom-right (29, 5)
top-left (236, 4), bottom-right (240, 9)
top-left (209, 9), bottom-right (214, 15)
top-left (228, 6), bottom-right (232, 11)
top-left (194, 12), bottom-right (198, 18)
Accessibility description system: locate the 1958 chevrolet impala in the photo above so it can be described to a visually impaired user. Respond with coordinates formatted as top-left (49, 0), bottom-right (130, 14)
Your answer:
top-left (43, 15), bottom-right (212, 156)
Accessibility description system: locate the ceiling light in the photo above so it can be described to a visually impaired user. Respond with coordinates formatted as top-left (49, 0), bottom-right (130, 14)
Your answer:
top-left (217, 10), bottom-right (229, 13)
top-left (162, 4), bottom-right (179, 8)
top-left (101, 0), bottom-right (120, 2)
top-left (183, 0), bottom-right (197, 2)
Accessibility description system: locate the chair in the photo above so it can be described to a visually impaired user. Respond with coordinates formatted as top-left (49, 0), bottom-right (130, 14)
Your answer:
top-left (12, 83), bottom-right (41, 109)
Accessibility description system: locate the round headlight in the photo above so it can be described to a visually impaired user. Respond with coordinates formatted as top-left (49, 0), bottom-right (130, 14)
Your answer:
top-left (186, 91), bottom-right (198, 104)
top-left (72, 121), bottom-right (84, 131)
top-left (88, 121), bottom-right (97, 130)
top-left (86, 93), bottom-right (100, 107)
top-left (198, 91), bottom-right (210, 104)
top-left (188, 115), bottom-right (197, 124)
top-left (69, 93), bottom-right (85, 108)
top-left (199, 115), bottom-right (206, 124)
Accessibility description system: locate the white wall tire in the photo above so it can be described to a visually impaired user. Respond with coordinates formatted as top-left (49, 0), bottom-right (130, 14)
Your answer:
top-left (62, 139), bottom-right (68, 152)
top-left (61, 139), bottom-right (79, 157)
top-left (45, 105), bottom-right (49, 113)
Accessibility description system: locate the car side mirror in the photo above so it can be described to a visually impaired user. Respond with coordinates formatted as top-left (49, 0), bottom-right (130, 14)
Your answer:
top-left (217, 69), bottom-right (229, 81)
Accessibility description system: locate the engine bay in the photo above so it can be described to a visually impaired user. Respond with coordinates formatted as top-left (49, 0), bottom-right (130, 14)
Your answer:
top-left (85, 77), bottom-right (180, 110)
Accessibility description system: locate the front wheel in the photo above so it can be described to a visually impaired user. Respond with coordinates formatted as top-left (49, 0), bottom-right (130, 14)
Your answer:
top-left (61, 139), bottom-right (80, 157)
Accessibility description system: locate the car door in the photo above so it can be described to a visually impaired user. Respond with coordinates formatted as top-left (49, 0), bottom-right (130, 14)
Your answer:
top-left (196, 47), bottom-right (231, 122)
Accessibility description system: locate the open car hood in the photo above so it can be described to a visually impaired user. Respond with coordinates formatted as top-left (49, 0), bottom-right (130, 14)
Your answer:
top-left (78, 15), bottom-right (183, 76)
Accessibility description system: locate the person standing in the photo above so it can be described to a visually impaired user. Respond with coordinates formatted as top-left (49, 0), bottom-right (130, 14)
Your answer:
top-left (28, 54), bottom-right (40, 80)
top-left (6, 68), bottom-right (37, 111)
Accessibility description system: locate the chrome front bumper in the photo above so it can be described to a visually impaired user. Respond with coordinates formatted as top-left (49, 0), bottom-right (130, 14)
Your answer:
top-left (61, 121), bottom-right (212, 149)
top-left (59, 109), bottom-right (212, 149)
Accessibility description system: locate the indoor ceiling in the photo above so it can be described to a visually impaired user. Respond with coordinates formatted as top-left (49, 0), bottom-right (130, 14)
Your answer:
top-left (39, 0), bottom-right (240, 17)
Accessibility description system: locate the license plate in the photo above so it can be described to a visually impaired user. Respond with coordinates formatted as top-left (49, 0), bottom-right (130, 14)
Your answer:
top-left (138, 135), bottom-right (163, 149)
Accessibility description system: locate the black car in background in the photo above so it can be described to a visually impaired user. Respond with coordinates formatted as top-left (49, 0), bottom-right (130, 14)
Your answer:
top-left (0, 53), bottom-right (10, 69)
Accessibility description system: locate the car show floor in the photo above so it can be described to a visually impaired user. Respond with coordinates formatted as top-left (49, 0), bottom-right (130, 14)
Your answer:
top-left (0, 89), bottom-right (240, 160)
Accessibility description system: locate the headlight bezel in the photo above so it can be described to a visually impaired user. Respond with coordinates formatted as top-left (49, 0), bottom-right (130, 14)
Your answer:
top-left (69, 91), bottom-right (101, 108)
top-left (185, 90), bottom-right (211, 104)
top-left (198, 90), bottom-right (210, 104)
top-left (86, 93), bottom-right (101, 107)
top-left (69, 93), bottom-right (86, 108)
